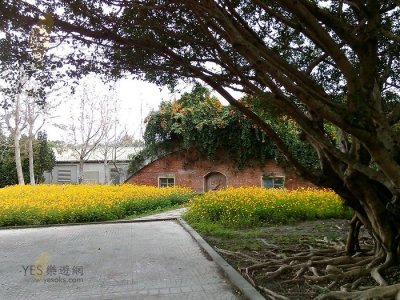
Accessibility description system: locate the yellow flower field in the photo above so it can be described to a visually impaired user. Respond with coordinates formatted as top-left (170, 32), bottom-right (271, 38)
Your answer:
top-left (185, 187), bottom-right (352, 227)
top-left (0, 184), bottom-right (350, 228)
top-left (0, 184), bottom-right (194, 226)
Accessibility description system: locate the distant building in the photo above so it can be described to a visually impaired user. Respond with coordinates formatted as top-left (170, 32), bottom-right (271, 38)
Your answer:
top-left (44, 147), bottom-right (141, 184)
top-left (126, 148), bottom-right (315, 191)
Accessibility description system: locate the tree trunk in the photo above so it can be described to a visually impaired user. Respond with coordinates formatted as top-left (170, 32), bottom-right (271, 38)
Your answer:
top-left (343, 168), bottom-right (398, 265)
top-left (104, 160), bottom-right (108, 183)
top-left (113, 161), bottom-right (122, 184)
top-left (78, 159), bottom-right (84, 184)
top-left (28, 136), bottom-right (35, 185)
top-left (112, 147), bottom-right (122, 184)
top-left (104, 147), bottom-right (108, 184)
top-left (14, 135), bottom-right (25, 185)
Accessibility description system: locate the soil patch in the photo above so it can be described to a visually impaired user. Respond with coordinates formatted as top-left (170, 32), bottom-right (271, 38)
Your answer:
top-left (198, 219), bottom-right (399, 299)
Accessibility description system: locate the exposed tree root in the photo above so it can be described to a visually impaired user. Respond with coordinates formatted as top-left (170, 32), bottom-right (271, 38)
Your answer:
top-left (257, 285), bottom-right (290, 300)
top-left (214, 246), bottom-right (264, 264)
top-left (215, 236), bottom-right (400, 300)
top-left (314, 283), bottom-right (400, 300)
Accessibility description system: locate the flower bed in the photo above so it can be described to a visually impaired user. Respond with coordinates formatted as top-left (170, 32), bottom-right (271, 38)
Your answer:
top-left (184, 187), bottom-right (351, 227)
top-left (0, 184), bottom-right (194, 226)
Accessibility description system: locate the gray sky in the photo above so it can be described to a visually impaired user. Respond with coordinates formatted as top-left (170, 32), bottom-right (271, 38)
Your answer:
top-left (43, 77), bottom-right (180, 141)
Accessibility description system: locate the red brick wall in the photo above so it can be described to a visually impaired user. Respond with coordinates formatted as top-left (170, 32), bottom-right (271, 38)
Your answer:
top-left (126, 149), bottom-right (315, 191)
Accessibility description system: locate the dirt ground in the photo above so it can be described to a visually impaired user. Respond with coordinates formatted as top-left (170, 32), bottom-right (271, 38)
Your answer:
top-left (199, 219), bottom-right (400, 299)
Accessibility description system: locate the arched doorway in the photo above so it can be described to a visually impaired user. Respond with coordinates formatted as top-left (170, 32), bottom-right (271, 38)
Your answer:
top-left (204, 172), bottom-right (227, 191)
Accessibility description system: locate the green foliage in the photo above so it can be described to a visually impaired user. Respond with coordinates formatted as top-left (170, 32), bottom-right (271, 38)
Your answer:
top-left (34, 131), bottom-right (56, 178)
top-left (130, 84), bottom-right (318, 173)
top-left (0, 132), bottom-right (55, 187)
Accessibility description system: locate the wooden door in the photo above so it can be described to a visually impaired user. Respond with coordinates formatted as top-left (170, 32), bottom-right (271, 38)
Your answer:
top-left (205, 172), bottom-right (226, 191)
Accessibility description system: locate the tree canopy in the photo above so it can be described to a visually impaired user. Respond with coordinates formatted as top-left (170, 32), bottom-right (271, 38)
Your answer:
top-left (2, 1), bottom-right (400, 298)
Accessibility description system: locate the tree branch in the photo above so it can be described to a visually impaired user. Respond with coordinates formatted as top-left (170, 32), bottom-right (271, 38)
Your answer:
top-left (388, 102), bottom-right (400, 126)
top-left (381, 28), bottom-right (400, 43)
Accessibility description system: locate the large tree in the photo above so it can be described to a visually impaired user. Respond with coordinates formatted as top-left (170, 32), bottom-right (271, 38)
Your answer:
top-left (2, 1), bottom-right (400, 298)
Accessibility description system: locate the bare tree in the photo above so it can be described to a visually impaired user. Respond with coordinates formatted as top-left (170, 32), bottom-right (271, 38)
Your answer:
top-left (97, 84), bottom-right (119, 184)
top-left (61, 78), bottom-right (111, 183)
top-left (101, 125), bottom-right (139, 184)
top-left (1, 67), bottom-right (61, 186)
top-left (25, 92), bottom-right (61, 185)
top-left (1, 11), bottom-right (63, 185)
top-left (109, 132), bottom-right (138, 184)
top-left (2, 66), bottom-right (28, 185)
top-left (95, 85), bottom-right (138, 184)
top-left (0, 126), bottom-right (8, 164)
top-left (25, 15), bottom-right (58, 185)
top-left (26, 100), bottom-right (43, 185)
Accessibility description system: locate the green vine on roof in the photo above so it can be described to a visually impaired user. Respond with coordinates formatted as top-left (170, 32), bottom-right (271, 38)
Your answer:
top-left (129, 84), bottom-right (319, 173)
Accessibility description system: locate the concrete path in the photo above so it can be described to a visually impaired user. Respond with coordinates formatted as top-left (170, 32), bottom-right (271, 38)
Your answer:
top-left (132, 208), bottom-right (188, 221)
top-left (0, 217), bottom-right (242, 299)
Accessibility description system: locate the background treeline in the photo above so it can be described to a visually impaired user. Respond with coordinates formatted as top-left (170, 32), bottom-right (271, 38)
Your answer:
top-left (0, 131), bottom-right (55, 187)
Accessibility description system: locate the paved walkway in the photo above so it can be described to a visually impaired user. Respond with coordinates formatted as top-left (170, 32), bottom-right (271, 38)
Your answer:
top-left (0, 209), bottom-right (245, 300)
top-left (131, 208), bottom-right (188, 221)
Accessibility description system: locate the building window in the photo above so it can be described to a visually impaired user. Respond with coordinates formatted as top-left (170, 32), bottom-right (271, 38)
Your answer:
top-left (58, 169), bottom-right (72, 183)
top-left (159, 177), bottom-right (175, 187)
top-left (262, 176), bottom-right (285, 189)
top-left (83, 171), bottom-right (99, 184)
top-left (110, 168), bottom-right (120, 184)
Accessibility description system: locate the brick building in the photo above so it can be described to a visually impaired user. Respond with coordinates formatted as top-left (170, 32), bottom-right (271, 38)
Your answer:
top-left (126, 148), bottom-right (314, 191)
